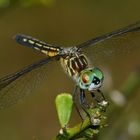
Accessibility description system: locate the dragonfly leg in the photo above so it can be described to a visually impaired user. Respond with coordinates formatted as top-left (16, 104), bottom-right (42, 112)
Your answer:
top-left (97, 89), bottom-right (106, 100)
top-left (79, 89), bottom-right (92, 128)
top-left (79, 89), bottom-right (90, 108)
top-left (97, 89), bottom-right (109, 111)
top-left (72, 85), bottom-right (84, 121)
top-left (91, 90), bottom-right (108, 103)
top-left (90, 92), bottom-right (100, 103)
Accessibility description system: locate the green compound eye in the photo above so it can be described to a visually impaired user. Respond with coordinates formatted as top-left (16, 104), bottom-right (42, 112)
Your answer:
top-left (78, 68), bottom-right (104, 90)
top-left (78, 69), bottom-right (94, 90)
top-left (81, 71), bottom-right (93, 84)
top-left (92, 67), bottom-right (104, 82)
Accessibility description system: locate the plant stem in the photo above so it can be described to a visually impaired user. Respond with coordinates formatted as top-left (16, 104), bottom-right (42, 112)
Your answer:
top-left (53, 106), bottom-right (107, 140)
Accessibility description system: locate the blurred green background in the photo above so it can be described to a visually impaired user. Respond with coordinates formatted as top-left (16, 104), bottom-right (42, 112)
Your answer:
top-left (0, 0), bottom-right (140, 140)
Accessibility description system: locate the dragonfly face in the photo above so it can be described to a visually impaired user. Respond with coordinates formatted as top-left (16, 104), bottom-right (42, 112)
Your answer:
top-left (77, 68), bottom-right (104, 91)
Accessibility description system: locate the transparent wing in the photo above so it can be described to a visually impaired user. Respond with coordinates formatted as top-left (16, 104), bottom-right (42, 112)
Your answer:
top-left (77, 22), bottom-right (140, 66)
top-left (0, 57), bottom-right (55, 109)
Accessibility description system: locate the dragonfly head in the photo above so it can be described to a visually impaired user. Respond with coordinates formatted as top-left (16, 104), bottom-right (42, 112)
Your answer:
top-left (78, 68), bottom-right (104, 91)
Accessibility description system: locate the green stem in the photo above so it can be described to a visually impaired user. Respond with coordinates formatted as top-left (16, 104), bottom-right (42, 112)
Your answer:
top-left (53, 106), bottom-right (107, 140)
top-left (53, 117), bottom-right (90, 140)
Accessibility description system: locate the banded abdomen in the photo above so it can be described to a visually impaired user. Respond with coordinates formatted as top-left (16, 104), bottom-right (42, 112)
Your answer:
top-left (61, 53), bottom-right (88, 77)
top-left (15, 34), bottom-right (62, 57)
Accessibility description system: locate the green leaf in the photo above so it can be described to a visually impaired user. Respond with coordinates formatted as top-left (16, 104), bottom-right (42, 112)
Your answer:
top-left (55, 93), bottom-right (73, 128)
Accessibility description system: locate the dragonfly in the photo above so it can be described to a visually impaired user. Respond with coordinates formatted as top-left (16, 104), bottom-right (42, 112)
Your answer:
top-left (0, 22), bottom-right (140, 113)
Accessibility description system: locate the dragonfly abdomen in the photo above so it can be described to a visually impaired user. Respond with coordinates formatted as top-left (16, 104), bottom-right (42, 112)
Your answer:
top-left (15, 34), bottom-right (62, 57)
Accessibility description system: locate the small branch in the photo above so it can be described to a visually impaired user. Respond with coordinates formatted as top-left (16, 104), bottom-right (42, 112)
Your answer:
top-left (53, 103), bottom-right (108, 140)
top-left (54, 117), bottom-right (90, 140)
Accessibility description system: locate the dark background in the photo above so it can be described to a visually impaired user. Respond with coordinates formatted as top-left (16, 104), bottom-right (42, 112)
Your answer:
top-left (0, 0), bottom-right (140, 139)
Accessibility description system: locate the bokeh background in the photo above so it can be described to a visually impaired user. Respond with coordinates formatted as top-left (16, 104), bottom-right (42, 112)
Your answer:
top-left (0, 0), bottom-right (140, 140)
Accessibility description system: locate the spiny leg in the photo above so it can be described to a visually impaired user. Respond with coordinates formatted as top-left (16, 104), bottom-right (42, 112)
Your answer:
top-left (90, 92), bottom-right (100, 103)
top-left (79, 89), bottom-right (92, 126)
top-left (97, 89), bottom-right (109, 109)
top-left (90, 91), bottom-right (108, 111)
top-left (91, 89), bottom-right (107, 102)
top-left (73, 86), bottom-right (96, 127)
top-left (91, 90), bottom-right (108, 112)
top-left (72, 85), bottom-right (84, 121)
top-left (79, 89), bottom-right (90, 108)
top-left (97, 89), bottom-right (106, 100)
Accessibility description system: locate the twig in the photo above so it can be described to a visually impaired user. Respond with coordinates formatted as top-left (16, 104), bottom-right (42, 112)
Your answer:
top-left (53, 103), bottom-right (108, 140)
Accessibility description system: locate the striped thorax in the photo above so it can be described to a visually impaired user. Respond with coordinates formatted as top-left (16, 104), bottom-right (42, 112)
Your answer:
top-left (60, 47), bottom-right (89, 78)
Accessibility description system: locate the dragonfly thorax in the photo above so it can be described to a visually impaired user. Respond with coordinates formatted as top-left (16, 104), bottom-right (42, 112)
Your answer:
top-left (60, 46), bottom-right (80, 56)
top-left (60, 47), bottom-right (89, 78)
